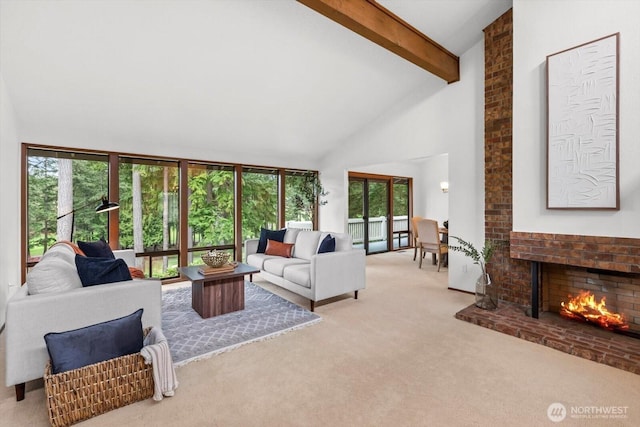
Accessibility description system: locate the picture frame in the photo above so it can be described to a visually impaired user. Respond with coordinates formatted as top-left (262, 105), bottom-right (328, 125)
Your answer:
top-left (546, 33), bottom-right (619, 210)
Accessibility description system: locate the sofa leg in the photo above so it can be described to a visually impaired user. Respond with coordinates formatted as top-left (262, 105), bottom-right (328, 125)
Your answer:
top-left (310, 300), bottom-right (315, 312)
top-left (354, 290), bottom-right (358, 300)
top-left (15, 383), bottom-right (25, 401)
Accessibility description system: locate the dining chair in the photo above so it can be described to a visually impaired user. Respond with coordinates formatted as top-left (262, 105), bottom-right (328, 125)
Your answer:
top-left (416, 218), bottom-right (448, 272)
top-left (411, 216), bottom-right (424, 261)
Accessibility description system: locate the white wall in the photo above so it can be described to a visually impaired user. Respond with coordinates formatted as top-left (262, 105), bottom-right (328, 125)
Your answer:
top-left (415, 154), bottom-right (449, 226)
top-left (320, 40), bottom-right (486, 292)
top-left (513, 0), bottom-right (640, 237)
top-left (0, 73), bottom-right (21, 328)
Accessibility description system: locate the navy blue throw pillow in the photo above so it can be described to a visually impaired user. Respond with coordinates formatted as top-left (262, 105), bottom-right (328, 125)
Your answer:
top-left (75, 255), bottom-right (132, 287)
top-left (78, 239), bottom-right (115, 259)
top-left (318, 234), bottom-right (336, 254)
top-left (257, 228), bottom-right (286, 253)
top-left (44, 309), bottom-right (144, 374)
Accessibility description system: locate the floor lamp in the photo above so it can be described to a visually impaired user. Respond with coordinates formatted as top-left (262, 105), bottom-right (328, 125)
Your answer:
top-left (56, 196), bottom-right (120, 242)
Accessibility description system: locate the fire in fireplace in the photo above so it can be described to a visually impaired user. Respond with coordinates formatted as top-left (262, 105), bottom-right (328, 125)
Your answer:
top-left (560, 291), bottom-right (629, 331)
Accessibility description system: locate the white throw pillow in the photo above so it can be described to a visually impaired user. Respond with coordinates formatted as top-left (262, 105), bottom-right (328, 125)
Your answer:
top-left (27, 244), bottom-right (83, 295)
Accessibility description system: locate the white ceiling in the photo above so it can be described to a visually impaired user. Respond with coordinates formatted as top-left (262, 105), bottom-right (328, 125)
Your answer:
top-left (0, 0), bottom-right (511, 163)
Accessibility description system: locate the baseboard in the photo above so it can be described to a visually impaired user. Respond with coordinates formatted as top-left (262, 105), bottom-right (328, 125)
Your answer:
top-left (447, 287), bottom-right (474, 296)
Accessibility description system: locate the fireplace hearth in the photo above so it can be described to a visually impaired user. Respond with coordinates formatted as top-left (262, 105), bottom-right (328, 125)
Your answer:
top-left (455, 301), bottom-right (640, 375)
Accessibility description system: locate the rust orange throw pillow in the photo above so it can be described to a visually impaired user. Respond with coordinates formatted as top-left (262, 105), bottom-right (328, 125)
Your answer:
top-left (128, 267), bottom-right (146, 279)
top-left (265, 239), bottom-right (294, 258)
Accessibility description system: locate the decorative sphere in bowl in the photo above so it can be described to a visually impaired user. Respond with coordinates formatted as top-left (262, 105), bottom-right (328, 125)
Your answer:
top-left (201, 250), bottom-right (230, 268)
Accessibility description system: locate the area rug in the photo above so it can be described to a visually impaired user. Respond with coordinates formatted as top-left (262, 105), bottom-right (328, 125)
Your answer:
top-left (162, 282), bottom-right (321, 366)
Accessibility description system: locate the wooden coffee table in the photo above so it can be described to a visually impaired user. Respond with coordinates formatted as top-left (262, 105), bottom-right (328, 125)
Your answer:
top-left (179, 263), bottom-right (260, 318)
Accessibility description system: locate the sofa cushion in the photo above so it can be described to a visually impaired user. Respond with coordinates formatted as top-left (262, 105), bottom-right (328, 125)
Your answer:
top-left (75, 255), bottom-right (132, 287)
top-left (78, 239), bottom-right (115, 259)
top-left (247, 253), bottom-right (278, 270)
top-left (294, 231), bottom-right (322, 260)
top-left (44, 308), bottom-right (144, 374)
top-left (257, 228), bottom-right (286, 253)
top-left (265, 240), bottom-right (295, 258)
top-left (283, 264), bottom-right (312, 288)
top-left (27, 244), bottom-right (83, 295)
top-left (317, 234), bottom-right (336, 253)
top-left (263, 257), bottom-right (309, 277)
top-left (283, 228), bottom-right (301, 244)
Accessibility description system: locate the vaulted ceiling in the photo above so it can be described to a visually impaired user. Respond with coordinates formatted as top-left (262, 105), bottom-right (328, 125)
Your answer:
top-left (0, 0), bottom-right (511, 163)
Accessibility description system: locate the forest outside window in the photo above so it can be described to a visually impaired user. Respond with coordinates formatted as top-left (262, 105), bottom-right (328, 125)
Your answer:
top-left (22, 144), bottom-right (322, 281)
top-left (26, 148), bottom-right (109, 268)
top-left (118, 157), bottom-right (180, 279)
top-left (187, 163), bottom-right (235, 266)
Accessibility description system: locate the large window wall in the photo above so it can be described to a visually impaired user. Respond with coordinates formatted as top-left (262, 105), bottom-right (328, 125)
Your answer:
top-left (22, 144), bottom-right (321, 281)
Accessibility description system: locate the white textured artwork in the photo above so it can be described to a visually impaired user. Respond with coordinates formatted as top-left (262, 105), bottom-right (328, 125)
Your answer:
top-left (547, 33), bottom-right (619, 209)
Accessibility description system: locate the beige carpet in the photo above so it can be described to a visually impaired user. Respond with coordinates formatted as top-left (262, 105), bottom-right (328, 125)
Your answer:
top-left (1, 251), bottom-right (639, 426)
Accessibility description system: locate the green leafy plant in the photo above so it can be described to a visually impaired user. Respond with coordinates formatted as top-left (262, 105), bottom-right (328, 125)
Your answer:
top-left (448, 236), bottom-right (502, 278)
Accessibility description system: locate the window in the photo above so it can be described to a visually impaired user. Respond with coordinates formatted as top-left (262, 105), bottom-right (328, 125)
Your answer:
top-left (392, 178), bottom-right (410, 249)
top-left (285, 171), bottom-right (318, 230)
top-left (187, 163), bottom-right (235, 265)
top-left (118, 157), bottom-right (180, 278)
top-left (241, 168), bottom-right (278, 242)
top-left (26, 148), bottom-right (109, 265)
top-left (22, 143), bottom-right (320, 281)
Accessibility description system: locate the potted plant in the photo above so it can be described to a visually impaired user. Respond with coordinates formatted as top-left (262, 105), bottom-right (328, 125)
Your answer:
top-left (448, 236), bottom-right (501, 310)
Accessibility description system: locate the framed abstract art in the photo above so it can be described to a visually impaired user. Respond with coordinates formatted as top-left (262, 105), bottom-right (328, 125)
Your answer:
top-left (546, 33), bottom-right (619, 209)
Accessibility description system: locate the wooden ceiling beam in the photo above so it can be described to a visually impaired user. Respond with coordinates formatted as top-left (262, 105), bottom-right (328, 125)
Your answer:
top-left (297, 0), bottom-right (460, 83)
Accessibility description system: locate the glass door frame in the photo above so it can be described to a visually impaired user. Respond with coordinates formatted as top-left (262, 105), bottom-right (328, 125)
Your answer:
top-left (348, 172), bottom-right (413, 255)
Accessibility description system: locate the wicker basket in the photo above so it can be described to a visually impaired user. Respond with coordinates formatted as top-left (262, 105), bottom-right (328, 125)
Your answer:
top-left (44, 351), bottom-right (153, 427)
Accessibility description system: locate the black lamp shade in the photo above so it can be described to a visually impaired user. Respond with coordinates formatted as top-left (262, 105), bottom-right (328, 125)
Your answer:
top-left (95, 197), bottom-right (119, 213)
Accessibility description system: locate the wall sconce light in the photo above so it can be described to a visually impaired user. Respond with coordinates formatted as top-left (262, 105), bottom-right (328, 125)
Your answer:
top-left (440, 181), bottom-right (449, 193)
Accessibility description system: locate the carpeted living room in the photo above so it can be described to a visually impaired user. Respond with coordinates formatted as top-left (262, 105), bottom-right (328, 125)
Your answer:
top-left (2, 1), bottom-right (640, 426)
top-left (3, 249), bottom-right (640, 425)
top-left (1, 252), bottom-right (638, 426)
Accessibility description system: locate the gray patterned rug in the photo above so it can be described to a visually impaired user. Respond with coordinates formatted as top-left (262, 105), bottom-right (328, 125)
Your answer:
top-left (162, 282), bottom-right (321, 366)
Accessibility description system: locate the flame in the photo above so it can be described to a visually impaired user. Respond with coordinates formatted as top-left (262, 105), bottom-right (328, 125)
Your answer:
top-left (560, 291), bottom-right (629, 330)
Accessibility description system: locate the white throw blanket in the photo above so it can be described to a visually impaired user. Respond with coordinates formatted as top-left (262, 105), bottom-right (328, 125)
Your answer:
top-left (141, 327), bottom-right (179, 401)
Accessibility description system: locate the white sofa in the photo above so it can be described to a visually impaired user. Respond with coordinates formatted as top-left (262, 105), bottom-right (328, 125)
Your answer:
top-left (4, 245), bottom-right (162, 401)
top-left (245, 229), bottom-right (366, 311)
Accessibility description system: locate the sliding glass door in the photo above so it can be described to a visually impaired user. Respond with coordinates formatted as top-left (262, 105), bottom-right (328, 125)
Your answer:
top-left (348, 173), bottom-right (411, 254)
top-left (348, 176), bottom-right (390, 254)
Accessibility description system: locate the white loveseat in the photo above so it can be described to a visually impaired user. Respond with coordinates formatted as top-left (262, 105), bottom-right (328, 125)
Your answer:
top-left (4, 244), bottom-right (162, 401)
top-left (245, 229), bottom-right (366, 311)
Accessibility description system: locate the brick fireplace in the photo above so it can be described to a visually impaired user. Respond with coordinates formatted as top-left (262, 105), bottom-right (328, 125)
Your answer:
top-left (455, 231), bottom-right (640, 374)
top-left (511, 231), bottom-right (640, 335)
top-left (455, 8), bottom-right (640, 375)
